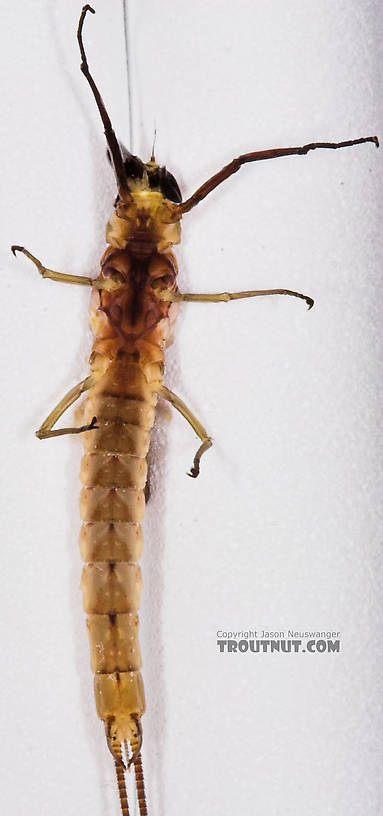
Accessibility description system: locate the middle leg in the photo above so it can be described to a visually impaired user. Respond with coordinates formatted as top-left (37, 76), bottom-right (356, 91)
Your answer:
top-left (153, 286), bottom-right (314, 310)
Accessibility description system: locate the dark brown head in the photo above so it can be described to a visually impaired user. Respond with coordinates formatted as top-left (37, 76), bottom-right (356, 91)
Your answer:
top-left (108, 148), bottom-right (182, 204)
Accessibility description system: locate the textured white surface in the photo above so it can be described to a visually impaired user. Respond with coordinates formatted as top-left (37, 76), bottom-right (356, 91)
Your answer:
top-left (0, 1), bottom-right (382, 815)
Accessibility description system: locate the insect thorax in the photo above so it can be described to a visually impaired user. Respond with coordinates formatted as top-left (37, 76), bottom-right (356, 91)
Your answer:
top-left (106, 191), bottom-right (181, 255)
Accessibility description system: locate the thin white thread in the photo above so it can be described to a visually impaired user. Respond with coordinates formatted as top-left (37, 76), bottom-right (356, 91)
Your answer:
top-left (122, 0), bottom-right (134, 152)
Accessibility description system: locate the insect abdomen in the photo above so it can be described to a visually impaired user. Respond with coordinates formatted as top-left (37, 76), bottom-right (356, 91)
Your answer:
top-left (79, 352), bottom-right (161, 742)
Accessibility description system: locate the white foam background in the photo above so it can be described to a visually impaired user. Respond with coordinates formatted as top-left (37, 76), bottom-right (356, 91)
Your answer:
top-left (0, 1), bottom-right (382, 814)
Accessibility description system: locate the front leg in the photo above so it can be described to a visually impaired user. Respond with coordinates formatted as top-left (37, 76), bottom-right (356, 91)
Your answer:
top-left (177, 136), bottom-right (378, 215)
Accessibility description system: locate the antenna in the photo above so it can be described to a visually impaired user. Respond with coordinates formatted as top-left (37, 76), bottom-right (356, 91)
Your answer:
top-left (150, 124), bottom-right (157, 162)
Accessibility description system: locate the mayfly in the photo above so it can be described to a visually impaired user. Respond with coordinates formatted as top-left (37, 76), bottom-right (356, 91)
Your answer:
top-left (10, 5), bottom-right (378, 815)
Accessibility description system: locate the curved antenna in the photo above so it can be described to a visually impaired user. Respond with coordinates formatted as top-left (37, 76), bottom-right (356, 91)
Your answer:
top-left (77, 5), bottom-right (127, 191)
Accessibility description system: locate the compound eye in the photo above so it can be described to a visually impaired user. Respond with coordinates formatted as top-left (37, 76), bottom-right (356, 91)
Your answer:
top-left (147, 164), bottom-right (182, 202)
top-left (124, 154), bottom-right (144, 179)
top-left (148, 168), bottom-right (161, 189)
top-left (160, 168), bottom-right (182, 203)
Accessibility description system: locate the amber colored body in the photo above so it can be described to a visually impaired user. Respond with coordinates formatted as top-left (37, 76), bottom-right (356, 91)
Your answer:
top-left (79, 190), bottom-right (180, 748)
top-left (10, 10), bottom-right (378, 813)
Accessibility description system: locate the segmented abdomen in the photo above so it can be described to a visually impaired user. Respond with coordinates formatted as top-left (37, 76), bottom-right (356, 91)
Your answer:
top-left (79, 348), bottom-right (162, 743)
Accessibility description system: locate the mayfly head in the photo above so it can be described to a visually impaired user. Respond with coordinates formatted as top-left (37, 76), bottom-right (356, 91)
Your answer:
top-left (124, 151), bottom-right (182, 203)
top-left (107, 147), bottom-right (182, 203)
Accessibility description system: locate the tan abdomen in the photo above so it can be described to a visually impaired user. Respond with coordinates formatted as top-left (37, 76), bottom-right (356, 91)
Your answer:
top-left (79, 352), bottom-right (161, 742)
